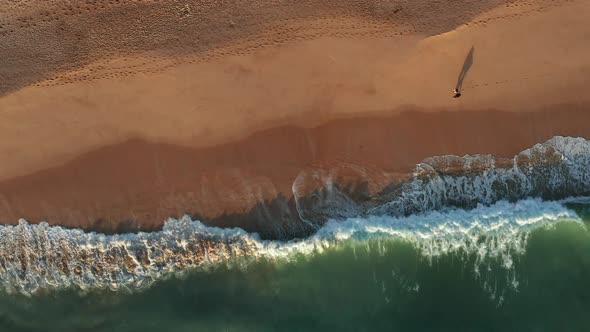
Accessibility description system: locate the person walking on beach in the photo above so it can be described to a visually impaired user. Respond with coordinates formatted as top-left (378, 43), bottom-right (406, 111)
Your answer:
top-left (453, 46), bottom-right (474, 99)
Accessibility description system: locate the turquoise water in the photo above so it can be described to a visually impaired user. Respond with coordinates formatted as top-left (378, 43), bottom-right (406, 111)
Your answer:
top-left (1, 202), bottom-right (589, 332)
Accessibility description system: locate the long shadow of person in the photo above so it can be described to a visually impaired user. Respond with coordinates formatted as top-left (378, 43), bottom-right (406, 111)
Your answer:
top-left (454, 46), bottom-right (475, 97)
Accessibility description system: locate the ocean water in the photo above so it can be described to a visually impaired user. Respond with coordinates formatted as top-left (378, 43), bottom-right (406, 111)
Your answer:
top-left (0, 199), bottom-right (588, 331)
top-left (1, 137), bottom-right (590, 331)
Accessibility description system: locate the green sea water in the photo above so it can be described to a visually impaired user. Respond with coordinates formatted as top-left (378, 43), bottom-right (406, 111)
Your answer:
top-left (0, 202), bottom-right (589, 332)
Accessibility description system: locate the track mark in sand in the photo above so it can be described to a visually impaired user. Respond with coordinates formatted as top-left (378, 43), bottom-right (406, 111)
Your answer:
top-left (34, 15), bottom-right (408, 88)
top-left (2, 0), bottom-right (579, 92)
top-left (466, 73), bottom-right (552, 90)
top-left (462, 0), bottom-right (576, 29)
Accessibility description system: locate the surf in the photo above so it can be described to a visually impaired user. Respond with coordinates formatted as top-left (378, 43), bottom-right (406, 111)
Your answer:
top-left (1, 135), bottom-right (589, 295)
top-left (0, 197), bottom-right (584, 295)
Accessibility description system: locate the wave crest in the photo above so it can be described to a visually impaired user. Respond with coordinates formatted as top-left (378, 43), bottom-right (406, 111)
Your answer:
top-left (293, 136), bottom-right (590, 219)
top-left (0, 198), bottom-right (582, 295)
top-left (1, 136), bottom-right (589, 295)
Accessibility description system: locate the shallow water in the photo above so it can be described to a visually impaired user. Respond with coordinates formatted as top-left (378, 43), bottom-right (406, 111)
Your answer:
top-left (1, 201), bottom-right (589, 332)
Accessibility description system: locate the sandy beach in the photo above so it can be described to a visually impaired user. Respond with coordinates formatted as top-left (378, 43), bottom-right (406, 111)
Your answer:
top-left (1, 0), bottom-right (589, 237)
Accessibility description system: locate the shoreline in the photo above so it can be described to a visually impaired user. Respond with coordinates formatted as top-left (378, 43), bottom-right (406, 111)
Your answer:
top-left (1, 105), bottom-right (589, 237)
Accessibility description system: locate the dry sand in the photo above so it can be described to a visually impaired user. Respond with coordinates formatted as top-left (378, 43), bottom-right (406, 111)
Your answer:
top-left (0, 0), bottom-right (589, 236)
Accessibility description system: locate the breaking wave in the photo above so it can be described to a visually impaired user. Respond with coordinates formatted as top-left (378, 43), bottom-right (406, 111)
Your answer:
top-left (294, 136), bottom-right (590, 221)
top-left (0, 198), bottom-right (583, 295)
top-left (0, 136), bottom-right (589, 295)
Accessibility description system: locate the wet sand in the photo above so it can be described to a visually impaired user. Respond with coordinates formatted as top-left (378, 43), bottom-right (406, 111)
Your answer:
top-left (1, 105), bottom-right (589, 237)
top-left (1, 0), bottom-right (589, 236)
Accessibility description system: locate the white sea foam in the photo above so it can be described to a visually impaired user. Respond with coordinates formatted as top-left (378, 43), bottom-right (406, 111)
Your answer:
top-left (0, 198), bottom-right (582, 295)
top-left (364, 136), bottom-right (590, 217)
top-left (1, 136), bottom-right (588, 295)
top-left (288, 137), bottom-right (590, 227)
